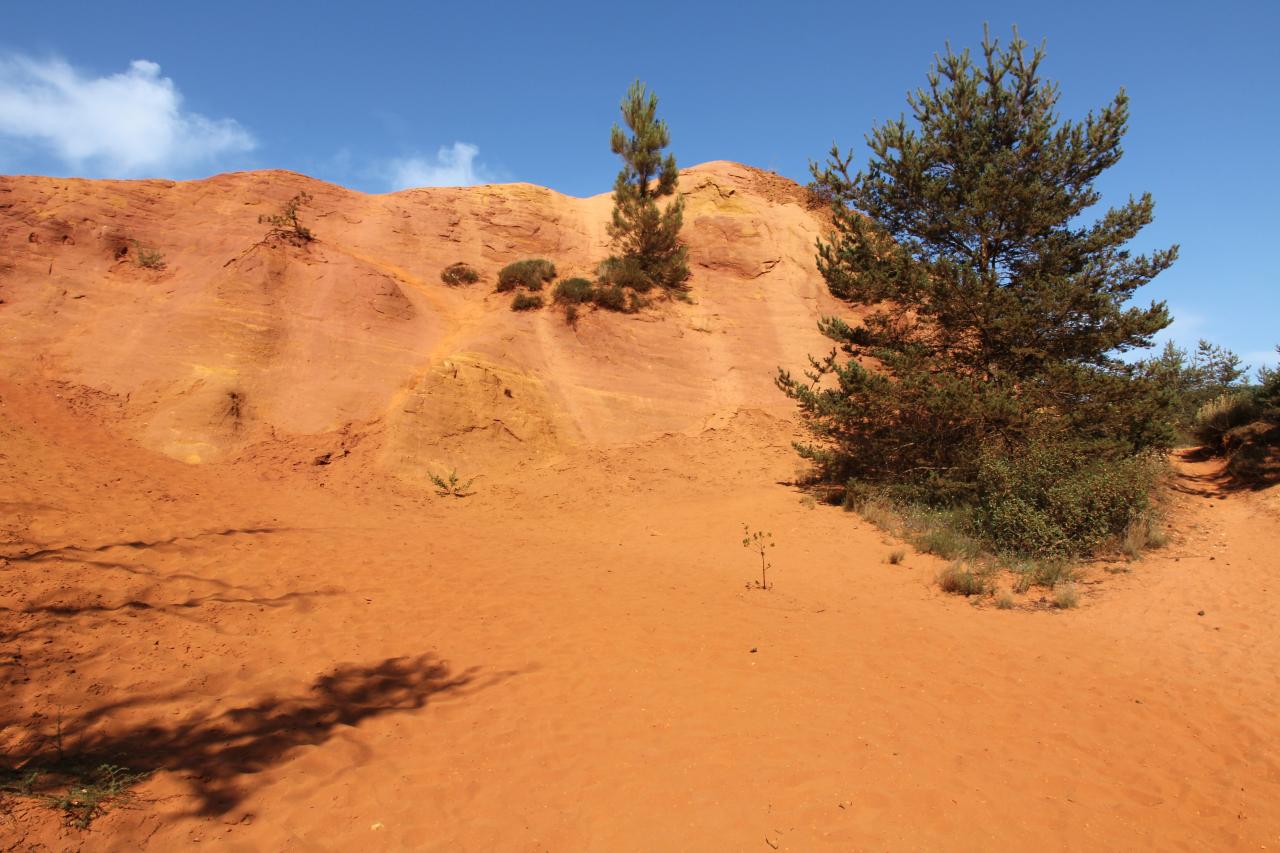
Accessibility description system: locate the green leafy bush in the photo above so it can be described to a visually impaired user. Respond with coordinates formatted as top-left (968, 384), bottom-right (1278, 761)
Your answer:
top-left (497, 259), bottom-right (556, 292)
top-left (596, 255), bottom-right (655, 293)
top-left (973, 443), bottom-right (1159, 557)
top-left (440, 262), bottom-right (480, 286)
top-left (591, 284), bottom-right (630, 312)
top-left (511, 292), bottom-right (544, 311)
top-left (553, 277), bottom-right (595, 304)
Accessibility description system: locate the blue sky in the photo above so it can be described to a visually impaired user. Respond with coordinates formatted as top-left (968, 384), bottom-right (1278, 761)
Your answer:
top-left (2, 1), bottom-right (1275, 369)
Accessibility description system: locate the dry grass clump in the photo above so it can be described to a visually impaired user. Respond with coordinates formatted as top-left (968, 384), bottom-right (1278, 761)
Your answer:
top-left (1010, 558), bottom-right (1077, 593)
top-left (937, 562), bottom-right (987, 597)
top-left (995, 593), bottom-right (1016, 610)
top-left (1052, 583), bottom-right (1080, 609)
top-left (1121, 514), bottom-right (1169, 560)
top-left (1192, 393), bottom-right (1260, 450)
top-left (886, 549), bottom-right (906, 565)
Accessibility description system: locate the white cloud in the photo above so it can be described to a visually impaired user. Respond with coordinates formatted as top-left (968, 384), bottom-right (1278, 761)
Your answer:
top-left (0, 54), bottom-right (254, 176)
top-left (386, 142), bottom-right (491, 190)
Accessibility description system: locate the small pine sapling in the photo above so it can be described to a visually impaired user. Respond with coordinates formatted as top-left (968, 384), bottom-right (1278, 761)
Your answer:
top-left (259, 191), bottom-right (314, 243)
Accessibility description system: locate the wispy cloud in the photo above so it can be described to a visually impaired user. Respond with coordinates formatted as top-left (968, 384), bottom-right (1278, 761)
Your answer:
top-left (385, 142), bottom-right (492, 190)
top-left (0, 54), bottom-right (254, 177)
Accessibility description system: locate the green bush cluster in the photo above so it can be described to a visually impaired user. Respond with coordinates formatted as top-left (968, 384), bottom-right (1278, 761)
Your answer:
top-left (511, 292), bottom-right (545, 311)
top-left (440, 262), bottom-right (480, 286)
top-left (550, 275), bottom-right (644, 320)
top-left (496, 259), bottom-right (556, 292)
top-left (973, 443), bottom-right (1160, 557)
top-left (596, 255), bottom-right (656, 293)
top-left (552, 277), bottom-right (595, 304)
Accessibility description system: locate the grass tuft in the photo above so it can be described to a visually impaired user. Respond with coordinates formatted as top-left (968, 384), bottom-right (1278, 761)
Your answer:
top-left (1052, 583), bottom-right (1080, 609)
top-left (937, 562), bottom-right (987, 596)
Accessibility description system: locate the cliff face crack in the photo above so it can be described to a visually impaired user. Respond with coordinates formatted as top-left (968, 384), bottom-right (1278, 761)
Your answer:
top-left (752, 258), bottom-right (782, 278)
top-left (436, 419), bottom-right (524, 443)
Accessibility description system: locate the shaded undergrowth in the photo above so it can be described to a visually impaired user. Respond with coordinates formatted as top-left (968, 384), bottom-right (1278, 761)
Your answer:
top-left (843, 491), bottom-right (1168, 609)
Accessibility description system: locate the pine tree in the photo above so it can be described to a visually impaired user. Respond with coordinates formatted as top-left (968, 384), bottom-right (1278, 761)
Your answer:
top-left (602, 81), bottom-right (689, 294)
top-left (778, 28), bottom-right (1179, 554)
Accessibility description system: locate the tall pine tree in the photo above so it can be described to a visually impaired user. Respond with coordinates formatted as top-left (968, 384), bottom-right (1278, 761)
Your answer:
top-left (778, 28), bottom-right (1179, 554)
top-left (603, 81), bottom-right (689, 294)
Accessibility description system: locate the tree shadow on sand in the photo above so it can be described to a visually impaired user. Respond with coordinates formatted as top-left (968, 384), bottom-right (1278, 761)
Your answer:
top-left (3, 653), bottom-right (513, 818)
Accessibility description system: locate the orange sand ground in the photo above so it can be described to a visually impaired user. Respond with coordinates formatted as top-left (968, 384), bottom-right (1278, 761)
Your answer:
top-left (1, 164), bottom-right (1278, 850)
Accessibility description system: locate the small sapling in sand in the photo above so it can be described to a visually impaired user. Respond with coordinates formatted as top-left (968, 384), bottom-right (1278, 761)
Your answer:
top-left (430, 469), bottom-right (476, 498)
top-left (742, 524), bottom-right (775, 590)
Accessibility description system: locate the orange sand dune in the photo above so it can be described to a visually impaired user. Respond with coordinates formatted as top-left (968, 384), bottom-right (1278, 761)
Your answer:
top-left (1, 166), bottom-right (1278, 850)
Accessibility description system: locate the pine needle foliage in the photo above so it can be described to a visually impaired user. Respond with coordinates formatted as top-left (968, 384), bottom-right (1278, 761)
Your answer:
top-left (778, 27), bottom-right (1179, 556)
top-left (259, 191), bottom-right (314, 243)
top-left (605, 81), bottom-right (689, 295)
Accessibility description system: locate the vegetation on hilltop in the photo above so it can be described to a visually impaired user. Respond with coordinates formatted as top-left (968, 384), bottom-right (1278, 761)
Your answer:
top-left (603, 81), bottom-right (689, 298)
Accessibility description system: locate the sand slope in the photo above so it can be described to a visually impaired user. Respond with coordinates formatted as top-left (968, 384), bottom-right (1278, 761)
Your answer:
top-left (1, 166), bottom-right (1278, 850)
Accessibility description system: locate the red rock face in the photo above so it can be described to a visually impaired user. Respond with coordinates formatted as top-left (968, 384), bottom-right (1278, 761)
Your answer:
top-left (0, 162), bottom-right (853, 472)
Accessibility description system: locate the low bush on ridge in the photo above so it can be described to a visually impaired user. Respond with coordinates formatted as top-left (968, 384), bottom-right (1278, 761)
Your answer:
top-left (440, 262), bottom-right (480, 286)
top-left (552, 277), bottom-right (595, 304)
top-left (510, 292), bottom-right (544, 311)
top-left (497, 259), bottom-right (556, 292)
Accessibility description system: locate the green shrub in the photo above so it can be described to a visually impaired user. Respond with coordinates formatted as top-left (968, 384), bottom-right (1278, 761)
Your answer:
top-left (553, 277), bottom-right (595, 304)
top-left (591, 284), bottom-right (630, 312)
top-left (973, 443), bottom-right (1159, 557)
top-left (440, 262), bottom-right (480, 286)
top-left (497, 259), bottom-right (556, 292)
top-left (1192, 393), bottom-right (1261, 450)
top-left (597, 255), bottom-right (656, 293)
top-left (511, 293), bottom-right (544, 311)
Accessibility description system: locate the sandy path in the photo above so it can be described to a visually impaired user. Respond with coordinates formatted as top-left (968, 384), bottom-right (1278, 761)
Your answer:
top-left (2, 389), bottom-right (1278, 851)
